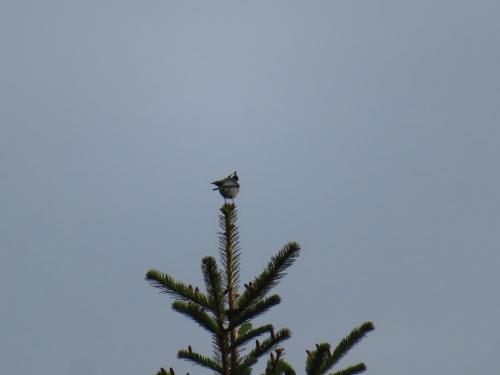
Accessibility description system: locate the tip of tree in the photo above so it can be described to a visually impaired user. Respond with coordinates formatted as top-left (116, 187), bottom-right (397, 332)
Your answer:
top-left (220, 203), bottom-right (237, 213)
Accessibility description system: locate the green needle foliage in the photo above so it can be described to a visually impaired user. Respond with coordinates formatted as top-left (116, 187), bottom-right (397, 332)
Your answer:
top-left (146, 203), bottom-right (374, 375)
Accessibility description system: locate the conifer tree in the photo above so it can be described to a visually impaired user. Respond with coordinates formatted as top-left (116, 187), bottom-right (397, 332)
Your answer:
top-left (146, 204), bottom-right (374, 375)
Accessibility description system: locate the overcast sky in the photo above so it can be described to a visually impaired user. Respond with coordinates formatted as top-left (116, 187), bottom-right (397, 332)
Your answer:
top-left (1, 1), bottom-right (499, 375)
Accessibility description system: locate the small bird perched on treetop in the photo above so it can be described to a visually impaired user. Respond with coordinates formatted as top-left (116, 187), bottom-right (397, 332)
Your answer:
top-left (211, 171), bottom-right (240, 203)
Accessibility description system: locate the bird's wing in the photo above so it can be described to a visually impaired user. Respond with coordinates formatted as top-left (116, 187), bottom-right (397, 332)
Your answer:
top-left (211, 179), bottom-right (224, 186)
top-left (225, 180), bottom-right (239, 188)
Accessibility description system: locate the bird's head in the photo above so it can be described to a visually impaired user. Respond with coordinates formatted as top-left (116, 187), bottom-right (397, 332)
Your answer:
top-left (232, 171), bottom-right (238, 181)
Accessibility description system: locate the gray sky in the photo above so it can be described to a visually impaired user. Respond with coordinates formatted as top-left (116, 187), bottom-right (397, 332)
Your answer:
top-left (1, 1), bottom-right (499, 375)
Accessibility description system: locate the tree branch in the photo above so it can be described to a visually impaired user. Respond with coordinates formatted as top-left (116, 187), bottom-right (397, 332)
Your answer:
top-left (178, 348), bottom-right (223, 373)
top-left (237, 242), bottom-right (300, 314)
top-left (146, 269), bottom-right (210, 309)
top-left (171, 301), bottom-right (219, 335)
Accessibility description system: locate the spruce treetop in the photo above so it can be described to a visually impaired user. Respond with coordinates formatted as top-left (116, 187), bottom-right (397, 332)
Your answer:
top-left (146, 202), bottom-right (373, 375)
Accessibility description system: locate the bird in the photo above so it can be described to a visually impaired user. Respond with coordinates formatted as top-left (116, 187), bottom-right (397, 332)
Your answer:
top-left (211, 171), bottom-right (240, 203)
